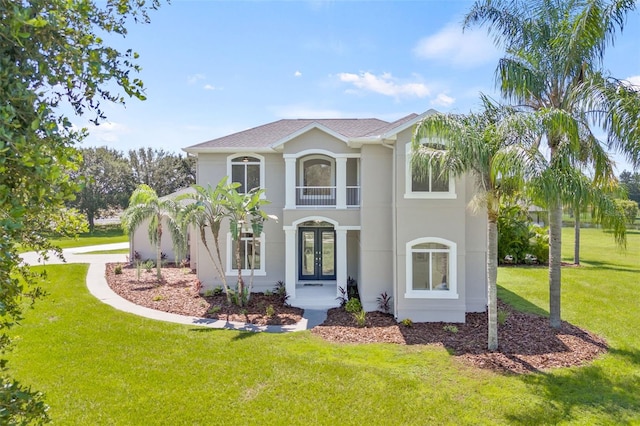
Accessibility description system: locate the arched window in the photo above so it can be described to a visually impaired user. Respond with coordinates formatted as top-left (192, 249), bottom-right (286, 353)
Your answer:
top-left (228, 154), bottom-right (264, 194)
top-left (405, 237), bottom-right (458, 299)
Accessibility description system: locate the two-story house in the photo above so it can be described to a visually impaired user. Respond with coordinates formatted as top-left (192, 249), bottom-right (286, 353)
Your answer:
top-left (173, 110), bottom-right (488, 322)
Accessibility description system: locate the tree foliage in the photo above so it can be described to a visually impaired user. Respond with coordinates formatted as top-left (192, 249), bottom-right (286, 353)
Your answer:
top-left (129, 148), bottom-right (196, 197)
top-left (69, 147), bottom-right (135, 231)
top-left (619, 170), bottom-right (640, 204)
top-left (1, 0), bottom-right (161, 422)
top-left (615, 199), bottom-right (639, 224)
top-left (465, 0), bottom-right (640, 328)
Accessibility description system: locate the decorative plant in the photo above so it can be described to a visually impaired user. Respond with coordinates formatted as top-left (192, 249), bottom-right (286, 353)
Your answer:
top-left (345, 298), bottom-right (362, 313)
top-left (443, 324), bottom-right (458, 333)
top-left (376, 291), bottom-right (392, 314)
top-left (265, 304), bottom-right (275, 318)
top-left (274, 281), bottom-right (289, 305)
top-left (353, 309), bottom-right (366, 328)
top-left (400, 318), bottom-right (413, 327)
top-left (336, 286), bottom-right (348, 307)
top-left (114, 264), bottom-right (123, 275)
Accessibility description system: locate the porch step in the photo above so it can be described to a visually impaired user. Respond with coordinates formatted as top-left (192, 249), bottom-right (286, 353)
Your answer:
top-left (289, 296), bottom-right (341, 310)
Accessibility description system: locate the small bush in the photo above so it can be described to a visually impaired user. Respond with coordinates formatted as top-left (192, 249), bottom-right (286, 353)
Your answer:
top-left (273, 281), bottom-right (289, 305)
top-left (400, 318), bottom-right (413, 327)
top-left (203, 289), bottom-right (215, 297)
top-left (353, 309), bottom-right (366, 327)
top-left (264, 289), bottom-right (273, 296)
top-left (336, 286), bottom-right (348, 307)
top-left (265, 304), bottom-right (275, 318)
top-left (443, 324), bottom-right (458, 333)
top-left (345, 298), bottom-right (362, 313)
top-left (376, 291), bottom-right (392, 313)
top-left (143, 260), bottom-right (154, 272)
top-left (212, 286), bottom-right (224, 296)
top-left (114, 264), bottom-right (123, 275)
top-left (497, 309), bottom-right (510, 325)
top-left (207, 305), bottom-right (221, 315)
top-left (152, 295), bottom-right (163, 302)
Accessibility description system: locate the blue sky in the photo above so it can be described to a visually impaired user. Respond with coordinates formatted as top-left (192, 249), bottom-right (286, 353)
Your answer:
top-left (79, 0), bottom-right (640, 172)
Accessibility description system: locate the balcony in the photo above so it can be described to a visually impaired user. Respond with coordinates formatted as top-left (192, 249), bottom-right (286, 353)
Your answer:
top-left (295, 186), bottom-right (360, 207)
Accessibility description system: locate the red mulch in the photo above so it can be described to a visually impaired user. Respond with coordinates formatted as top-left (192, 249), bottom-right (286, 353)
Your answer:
top-left (105, 263), bottom-right (608, 374)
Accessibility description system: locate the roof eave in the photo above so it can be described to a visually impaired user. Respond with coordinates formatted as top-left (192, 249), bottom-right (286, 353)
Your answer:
top-left (182, 146), bottom-right (276, 154)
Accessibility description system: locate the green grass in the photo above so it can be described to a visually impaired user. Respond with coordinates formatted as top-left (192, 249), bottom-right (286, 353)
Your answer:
top-left (7, 228), bottom-right (640, 424)
top-left (19, 224), bottom-right (128, 252)
top-left (81, 248), bottom-right (129, 255)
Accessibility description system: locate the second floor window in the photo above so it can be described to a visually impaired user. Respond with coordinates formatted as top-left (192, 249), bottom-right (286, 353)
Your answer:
top-left (230, 155), bottom-right (261, 193)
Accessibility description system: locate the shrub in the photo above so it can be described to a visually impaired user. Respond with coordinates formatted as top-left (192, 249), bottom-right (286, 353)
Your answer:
top-left (203, 289), bottom-right (215, 297)
top-left (273, 281), bottom-right (289, 305)
top-left (152, 295), bottom-right (163, 302)
top-left (443, 324), bottom-right (458, 333)
top-left (497, 309), bottom-right (510, 325)
top-left (376, 291), bottom-right (392, 313)
top-left (400, 318), bottom-right (413, 327)
top-left (265, 304), bottom-right (275, 318)
top-left (353, 309), bottom-right (366, 327)
top-left (212, 286), bottom-right (224, 296)
top-left (114, 264), bottom-right (123, 275)
top-left (143, 260), bottom-right (154, 272)
top-left (336, 286), bottom-right (348, 307)
top-left (207, 305), bottom-right (221, 315)
top-left (345, 298), bottom-right (362, 313)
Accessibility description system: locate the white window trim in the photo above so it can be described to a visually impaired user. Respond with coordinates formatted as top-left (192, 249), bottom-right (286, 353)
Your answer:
top-left (225, 231), bottom-right (266, 276)
top-left (404, 142), bottom-right (456, 199)
top-left (405, 237), bottom-right (458, 299)
top-left (227, 153), bottom-right (266, 194)
top-left (298, 155), bottom-right (336, 200)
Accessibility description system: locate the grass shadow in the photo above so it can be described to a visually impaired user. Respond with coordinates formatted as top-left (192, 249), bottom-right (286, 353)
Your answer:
top-left (506, 362), bottom-right (640, 424)
top-left (497, 285), bottom-right (549, 317)
top-left (578, 260), bottom-right (639, 273)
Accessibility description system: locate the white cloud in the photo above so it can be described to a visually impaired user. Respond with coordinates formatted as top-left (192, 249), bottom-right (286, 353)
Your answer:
top-left (431, 93), bottom-right (455, 107)
top-left (413, 23), bottom-right (500, 67)
top-left (336, 71), bottom-right (431, 98)
top-left (87, 121), bottom-right (129, 143)
top-left (625, 75), bottom-right (640, 89)
top-left (203, 84), bottom-right (220, 91)
top-left (187, 73), bottom-right (206, 85)
top-left (294, 70), bottom-right (302, 77)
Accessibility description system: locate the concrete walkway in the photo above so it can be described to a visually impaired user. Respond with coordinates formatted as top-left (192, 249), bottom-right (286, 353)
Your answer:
top-left (20, 243), bottom-right (327, 332)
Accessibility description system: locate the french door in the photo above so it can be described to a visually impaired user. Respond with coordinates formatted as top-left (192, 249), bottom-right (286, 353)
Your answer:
top-left (298, 227), bottom-right (336, 280)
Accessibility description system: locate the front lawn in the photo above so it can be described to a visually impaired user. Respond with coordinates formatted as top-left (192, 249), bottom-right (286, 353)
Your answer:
top-left (7, 227), bottom-right (640, 424)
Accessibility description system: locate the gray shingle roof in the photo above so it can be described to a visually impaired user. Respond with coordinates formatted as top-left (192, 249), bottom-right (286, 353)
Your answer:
top-left (185, 117), bottom-right (398, 150)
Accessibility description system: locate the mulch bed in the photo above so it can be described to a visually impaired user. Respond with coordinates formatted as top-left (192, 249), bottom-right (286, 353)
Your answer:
top-left (105, 262), bottom-right (608, 374)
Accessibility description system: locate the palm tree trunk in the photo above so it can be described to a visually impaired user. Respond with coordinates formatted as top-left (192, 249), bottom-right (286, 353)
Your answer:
top-left (574, 205), bottom-right (580, 265)
top-left (247, 234), bottom-right (257, 303)
top-left (156, 219), bottom-right (163, 281)
top-left (549, 200), bottom-right (563, 328)
top-left (235, 236), bottom-right (244, 306)
top-left (487, 213), bottom-right (499, 351)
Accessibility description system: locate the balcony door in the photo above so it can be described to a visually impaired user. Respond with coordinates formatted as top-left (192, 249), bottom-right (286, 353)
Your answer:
top-left (299, 227), bottom-right (336, 280)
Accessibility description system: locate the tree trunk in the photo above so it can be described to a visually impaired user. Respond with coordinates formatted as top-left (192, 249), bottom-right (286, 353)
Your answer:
top-left (549, 200), bottom-right (563, 328)
top-left (487, 214), bottom-right (499, 351)
top-left (574, 206), bottom-right (580, 265)
top-left (247, 233), bottom-right (257, 303)
top-left (156, 219), bottom-right (163, 281)
top-left (235, 228), bottom-right (244, 306)
top-left (88, 211), bottom-right (95, 233)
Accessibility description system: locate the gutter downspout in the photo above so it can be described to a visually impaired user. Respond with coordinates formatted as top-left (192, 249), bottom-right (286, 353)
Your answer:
top-left (381, 139), bottom-right (398, 319)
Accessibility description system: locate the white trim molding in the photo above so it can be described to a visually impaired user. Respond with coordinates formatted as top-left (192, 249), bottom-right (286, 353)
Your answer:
top-left (405, 237), bottom-right (459, 299)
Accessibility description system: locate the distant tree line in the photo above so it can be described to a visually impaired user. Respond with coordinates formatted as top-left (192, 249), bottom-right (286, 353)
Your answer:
top-left (619, 170), bottom-right (640, 205)
top-left (68, 147), bottom-right (196, 231)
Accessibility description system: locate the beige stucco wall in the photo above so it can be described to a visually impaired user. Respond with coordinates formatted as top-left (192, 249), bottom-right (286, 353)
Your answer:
top-left (392, 128), bottom-right (487, 323)
top-left (281, 128), bottom-right (359, 155)
top-left (193, 152), bottom-right (286, 292)
top-left (358, 144), bottom-right (394, 311)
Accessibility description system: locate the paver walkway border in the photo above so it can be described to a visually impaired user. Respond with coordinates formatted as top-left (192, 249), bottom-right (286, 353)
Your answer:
top-left (21, 243), bottom-right (326, 332)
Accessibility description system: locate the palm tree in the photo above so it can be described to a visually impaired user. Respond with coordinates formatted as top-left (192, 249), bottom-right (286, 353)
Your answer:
top-left (181, 177), bottom-right (274, 306)
top-left (122, 184), bottom-right (186, 281)
top-left (465, 0), bottom-right (640, 328)
top-left (180, 178), bottom-right (235, 303)
top-left (413, 97), bottom-right (539, 350)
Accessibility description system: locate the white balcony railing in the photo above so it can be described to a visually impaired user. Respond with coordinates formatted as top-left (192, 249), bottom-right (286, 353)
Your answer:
top-left (295, 186), bottom-right (360, 207)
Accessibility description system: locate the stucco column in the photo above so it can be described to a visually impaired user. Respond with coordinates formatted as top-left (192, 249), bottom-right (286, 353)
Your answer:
top-left (284, 227), bottom-right (296, 300)
top-left (284, 157), bottom-right (296, 209)
top-left (336, 157), bottom-right (347, 209)
top-left (336, 228), bottom-right (347, 298)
